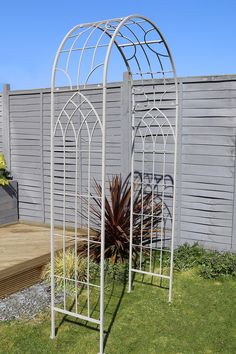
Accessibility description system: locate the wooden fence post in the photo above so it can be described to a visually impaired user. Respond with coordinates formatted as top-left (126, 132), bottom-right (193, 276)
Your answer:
top-left (2, 84), bottom-right (11, 169)
top-left (40, 91), bottom-right (45, 223)
top-left (120, 72), bottom-right (132, 179)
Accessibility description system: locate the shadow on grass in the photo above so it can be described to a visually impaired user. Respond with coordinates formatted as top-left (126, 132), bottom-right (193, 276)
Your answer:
top-left (131, 254), bottom-right (170, 290)
top-left (55, 252), bottom-right (169, 350)
top-left (55, 269), bottom-right (128, 351)
top-left (133, 279), bottom-right (169, 290)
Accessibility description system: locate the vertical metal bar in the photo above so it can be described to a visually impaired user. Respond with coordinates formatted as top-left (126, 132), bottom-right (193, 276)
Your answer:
top-left (75, 134), bottom-right (78, 313)
top-left (159, 136), bottom-right (166, 276)
top-left (87, 135), bottom-right (91, 318)
top-left (168, 80), bottom-right (179, 303)
top-left (175, 80), bottom-right (183, 248)
top-left (98, 16), bottom-right (131, 351)
top-left (149, 144), bottom-right (155, 273)
top-left (79, 96), bottom-right (83, 230)
top-left (128, 84), bottom-right (135, 293)
top-left (140, 140), bottom-right (145, 270)
top-left (63, 135), bottom-right (66, 310)
top-left (99, 86), bottom-right (106, 354)
top-left (50, 87), bottom-right (55, 339)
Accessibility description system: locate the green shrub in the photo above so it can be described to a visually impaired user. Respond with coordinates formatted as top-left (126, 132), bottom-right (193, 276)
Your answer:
top-left (173, 243), bottom-right (205, 271)
top-left (199, 251), bottom-right (236, 279)
top-left (103, 260), bottom-right (128, 282)
top-left (171, 243), bottom-right (236, 279)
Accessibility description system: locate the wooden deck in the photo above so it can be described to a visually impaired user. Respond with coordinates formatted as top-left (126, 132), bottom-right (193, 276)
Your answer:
top-left (0, 222), bottom-right (74, 297)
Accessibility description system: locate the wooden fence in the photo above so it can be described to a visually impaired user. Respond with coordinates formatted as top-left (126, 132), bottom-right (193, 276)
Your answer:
top-left (0, 74), bottom-right (236, 252)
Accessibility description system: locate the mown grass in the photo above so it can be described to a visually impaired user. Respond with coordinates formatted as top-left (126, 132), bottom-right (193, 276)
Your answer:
top-left (0, 268), bottom-right (236, 354)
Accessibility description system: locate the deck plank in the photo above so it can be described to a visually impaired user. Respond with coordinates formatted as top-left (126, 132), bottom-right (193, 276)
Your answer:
top-left (0, 222), bottom-right (80, 297)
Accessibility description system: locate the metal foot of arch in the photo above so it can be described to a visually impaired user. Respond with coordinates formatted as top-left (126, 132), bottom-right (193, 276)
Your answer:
top-left (50, 14), bottom-right (178, 354)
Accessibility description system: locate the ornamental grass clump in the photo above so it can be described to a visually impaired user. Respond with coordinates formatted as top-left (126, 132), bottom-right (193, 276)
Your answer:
top-left (42, 250), bottom-right (127, 293)
top-left (43, 249), bottom-right (89, 292)
top-left (78, 175), bottom-right (163, 264)
top-left (0, 153), bottom-right (10, 186)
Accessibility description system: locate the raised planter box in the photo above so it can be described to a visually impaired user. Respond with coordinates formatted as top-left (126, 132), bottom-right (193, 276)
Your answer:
top-left (0, 181), bottom-right (18, 225)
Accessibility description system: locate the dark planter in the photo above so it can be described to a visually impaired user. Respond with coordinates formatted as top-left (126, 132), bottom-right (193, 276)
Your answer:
top-left (0, 180), bottom-right (18, 225)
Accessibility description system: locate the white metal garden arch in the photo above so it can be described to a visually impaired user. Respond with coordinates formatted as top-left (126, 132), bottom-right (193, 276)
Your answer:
top-left (51, 14), bottom-right (178, 354)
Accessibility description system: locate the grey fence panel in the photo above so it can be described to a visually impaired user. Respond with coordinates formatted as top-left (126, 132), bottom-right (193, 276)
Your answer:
top-left (1, 75), bottom-right (236, 251)
top-left (9, 92), bottom-right (44, 222)
top-left (180, 77), bottom-right (236, 251)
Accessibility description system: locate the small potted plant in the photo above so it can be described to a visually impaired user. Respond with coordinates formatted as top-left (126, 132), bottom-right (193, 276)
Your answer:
top-left (0, 153), bottom-right (11, 185)
top-left (0, 153), bottom-right (18, 224)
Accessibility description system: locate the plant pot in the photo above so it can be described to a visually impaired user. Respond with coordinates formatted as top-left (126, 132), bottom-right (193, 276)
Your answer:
top-left (0, 180), bottom-right (18, 225)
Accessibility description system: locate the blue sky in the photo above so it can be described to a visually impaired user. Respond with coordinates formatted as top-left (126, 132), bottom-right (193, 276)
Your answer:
top-left (0, 0), bottom-right (235, 90)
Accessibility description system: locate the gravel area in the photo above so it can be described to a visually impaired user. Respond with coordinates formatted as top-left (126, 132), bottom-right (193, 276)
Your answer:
top-left (0, 282), bottom-right (63, 321)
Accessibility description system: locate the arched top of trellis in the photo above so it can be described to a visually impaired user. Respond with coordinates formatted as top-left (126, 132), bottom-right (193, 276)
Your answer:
top-left (51, 14), bottom-right (177, 90)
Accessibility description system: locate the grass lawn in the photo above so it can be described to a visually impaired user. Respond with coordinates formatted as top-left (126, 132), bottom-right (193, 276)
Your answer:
top-left (0, 269), bottom-right (236, 354)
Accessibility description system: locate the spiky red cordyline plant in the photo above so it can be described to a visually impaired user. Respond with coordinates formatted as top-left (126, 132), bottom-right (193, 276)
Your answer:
top-left (78, 175), bottom-right (163, 264)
